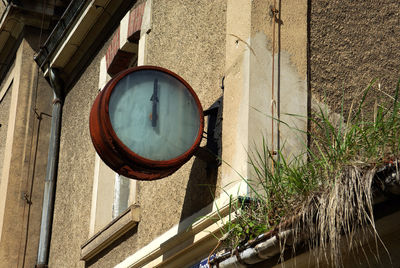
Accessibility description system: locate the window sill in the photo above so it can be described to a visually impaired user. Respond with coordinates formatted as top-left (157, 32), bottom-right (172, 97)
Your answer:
top-left (81, 205), bottom-right (141, 261)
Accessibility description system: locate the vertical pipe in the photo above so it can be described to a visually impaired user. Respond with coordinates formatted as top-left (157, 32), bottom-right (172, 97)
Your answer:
top-left (271, 1), bottom-right (278, 172)
top-left (277, 0), bottom-right (281, 164)
top-left (36, 69), bottom-right (63, 268)
top-left (22, 112), bottom-right (51, 268)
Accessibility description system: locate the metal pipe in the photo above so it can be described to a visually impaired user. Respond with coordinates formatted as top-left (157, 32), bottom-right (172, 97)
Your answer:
top-left (36, 68), bottom-right (64, 268)
top-left (21, 111), bottom-right (51, 268)
top-left (270, 2), bottom-right (278, 172)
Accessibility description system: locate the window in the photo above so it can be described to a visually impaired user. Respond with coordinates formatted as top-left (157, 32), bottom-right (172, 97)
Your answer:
top-left (82, 1), bottom-right (150, 261)
top-left (88, 56), bottom-right (139, 236)
top-left (82, 56), bottom-right (140, 261)
top-left (112, 174), bottom-right (137, 219)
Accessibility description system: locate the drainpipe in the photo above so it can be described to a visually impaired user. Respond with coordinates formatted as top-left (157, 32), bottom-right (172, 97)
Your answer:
top-left (36, 68), bottom-right (64, 268)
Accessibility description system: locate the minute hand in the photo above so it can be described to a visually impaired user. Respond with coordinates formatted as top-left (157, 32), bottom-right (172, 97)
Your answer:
top-left (150, 79), bottom-right (158, 127)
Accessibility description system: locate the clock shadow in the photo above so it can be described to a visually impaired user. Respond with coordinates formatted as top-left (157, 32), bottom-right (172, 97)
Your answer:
top-left (179, 158), bottom-right (218, 223)
top-left (179, 96), bottom-right (223, 224)
top-left (158, 158), bottom-right (218, 261)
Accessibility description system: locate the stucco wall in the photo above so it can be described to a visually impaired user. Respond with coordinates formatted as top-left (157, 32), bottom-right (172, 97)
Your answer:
top-left (310, 1), bottom-right (400, 114)
top-left (221, 0), bottom-right (307, 190)
top-left (32, 0), bottom-right (400, 267)
top-left (86, 0), bottom-right (226, 267)
top-left (48, 1), bottom-right (225, 267)
top-left (0, 79), bottom-right (12, 182)
top-left (250, 0), bottom-right (307, 161)
top-left (0, 62), bottom-right (16, 183)
top-left (48, 37), bottom-right (104, 268)
top-left (0, 38), bottom-right (53, 267)
top-left (0, 2), bottom-right (5, 17)
top-left (138, 0), bottom-right (226, 241)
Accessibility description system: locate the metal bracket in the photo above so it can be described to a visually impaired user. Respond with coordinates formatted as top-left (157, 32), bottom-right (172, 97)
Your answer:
top-left (195, 96), bottom-right (223, 166)
top-left (194, 146), bottom-right (219, 166)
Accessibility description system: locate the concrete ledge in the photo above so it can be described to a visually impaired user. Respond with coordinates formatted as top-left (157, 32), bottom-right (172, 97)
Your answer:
top-left (80, 205), bottom-right (141, 261)
top-left (114, 182), bottom-right (249, 268)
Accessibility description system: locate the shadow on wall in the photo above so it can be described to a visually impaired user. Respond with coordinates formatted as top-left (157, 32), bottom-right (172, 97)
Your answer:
top-left (179, 157), bottom-right (218, 222)
top-left (156, 158), bottom-right (218, 262)
top-left (178, 96), bottom-right (223, 224)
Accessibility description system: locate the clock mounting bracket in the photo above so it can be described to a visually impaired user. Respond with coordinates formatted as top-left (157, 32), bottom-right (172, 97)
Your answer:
top-left (194, 96), bottom-right (223, 167)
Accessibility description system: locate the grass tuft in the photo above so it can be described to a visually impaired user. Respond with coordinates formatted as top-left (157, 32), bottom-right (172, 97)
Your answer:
top-left (218, 79), bottom-right (400, 266)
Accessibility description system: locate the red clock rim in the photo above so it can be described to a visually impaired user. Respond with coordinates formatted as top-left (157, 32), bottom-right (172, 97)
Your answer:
top-left (100, 65), bottom-right (204, 169)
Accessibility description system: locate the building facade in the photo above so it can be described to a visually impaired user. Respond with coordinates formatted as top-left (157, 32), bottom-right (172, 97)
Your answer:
top-left (0, 0), bottom-right (399, 267)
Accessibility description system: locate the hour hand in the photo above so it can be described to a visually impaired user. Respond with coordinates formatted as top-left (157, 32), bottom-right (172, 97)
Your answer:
top-left (150, 79), bottom-right (158, 127)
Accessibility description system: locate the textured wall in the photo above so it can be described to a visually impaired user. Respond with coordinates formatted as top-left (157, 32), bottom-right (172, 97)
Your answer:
top-left (221, 0), bottom-right (308, 188)
top-left (0, 2), bottom-right (5, 17)
top-left (37, 1), bottom-right (400, 267)
top-left (139, 0), bottom-right (226, 241)
top-left (0, 63), bottom-right (15, 184)
top-left (87, 0), bottom-right (226, 267)
top-left (0, 83), bottom-right (11, 182)
top-left (48, 41), bottom-right (104, 268)
top-left (310, 1), bottom-right (400, 114)
top-left (250, 0), bottom-right (308, 160)
top-left (0, 38), bottom-right (53, 267)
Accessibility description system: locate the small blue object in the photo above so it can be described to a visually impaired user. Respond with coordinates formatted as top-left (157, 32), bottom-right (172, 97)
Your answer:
top-left (188, 254), bottom-right (215, 268)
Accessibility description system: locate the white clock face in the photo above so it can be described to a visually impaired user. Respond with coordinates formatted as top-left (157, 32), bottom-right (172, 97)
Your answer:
top-left (108, 70), bottom-right (201, 161)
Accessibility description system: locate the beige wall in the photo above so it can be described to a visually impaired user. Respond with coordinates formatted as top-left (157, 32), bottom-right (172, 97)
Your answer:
top-left (0, 75), bottom-right (12, 182)
top-left (250, 0), bottom-right (307, 156)
top-left (47, 0), bottom-right (226, 267)
top-left (84, 1), bottom-right (226, 267)
top-left (0, 2), bottom-right (5, 17)
top-left (45, 0), bottom-right (400, 267)
top-left (222, 0), bottom-right (308, 191)
top-left (26, 0), bottom-right (400, 267)
top-left (310, 1), bottom-right (400, 114)
top-left (83, 0), bottom-right (308, 266)
top-left (0, 38), bottom-right (52, 267)
top-left (48, 36), bottom-right (104, 268)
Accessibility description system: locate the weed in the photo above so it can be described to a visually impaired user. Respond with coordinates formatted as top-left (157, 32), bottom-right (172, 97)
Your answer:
top-left (218, 78), bottom-right (400, 266)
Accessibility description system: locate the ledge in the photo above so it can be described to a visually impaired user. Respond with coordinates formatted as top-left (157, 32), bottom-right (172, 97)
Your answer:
top-left (81, 205), bottom-right (141, 261)
top-left (114, 182), bottom-right (249, 268)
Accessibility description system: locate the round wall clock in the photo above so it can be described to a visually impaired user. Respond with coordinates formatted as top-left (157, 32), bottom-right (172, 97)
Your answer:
top-left (90, 65), bottom-right (204, 180)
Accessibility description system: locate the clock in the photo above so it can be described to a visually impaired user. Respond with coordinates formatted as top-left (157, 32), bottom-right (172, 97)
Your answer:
top-left (89, 66), bottom-right (204, 180)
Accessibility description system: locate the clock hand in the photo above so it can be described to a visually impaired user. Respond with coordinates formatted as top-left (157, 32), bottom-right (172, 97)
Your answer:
top-left (150, 79), bottom-right (159, 128)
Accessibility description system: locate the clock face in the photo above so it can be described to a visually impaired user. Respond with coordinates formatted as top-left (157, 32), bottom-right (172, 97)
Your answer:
top-left (108, 69), bottom-right (201, 161)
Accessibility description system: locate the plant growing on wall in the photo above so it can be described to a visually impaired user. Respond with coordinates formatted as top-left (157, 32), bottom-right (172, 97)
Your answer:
top-left (213, 79), bottom-right (400, 267)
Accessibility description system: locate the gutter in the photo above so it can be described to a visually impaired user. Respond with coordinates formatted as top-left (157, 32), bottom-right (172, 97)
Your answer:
top-left (36, 68), bottom-right (64, 268)
top-left (214, 230), bottom-right (294, 268)
top-left (34, 0), bottom-right (87, 71)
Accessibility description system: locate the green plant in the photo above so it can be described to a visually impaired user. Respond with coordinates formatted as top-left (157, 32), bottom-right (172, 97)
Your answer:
top-left (218, 78), bottom-right (400, 266)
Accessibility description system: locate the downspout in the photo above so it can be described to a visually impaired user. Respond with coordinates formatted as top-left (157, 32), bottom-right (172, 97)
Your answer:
top-left (36, 68), bottom-right (64, 268)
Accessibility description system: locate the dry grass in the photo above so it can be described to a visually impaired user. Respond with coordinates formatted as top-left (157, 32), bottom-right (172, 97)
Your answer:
top-left (219, 79), bottom-right (400, 267)
top-left (295, 166), bottom-right (378, 267)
